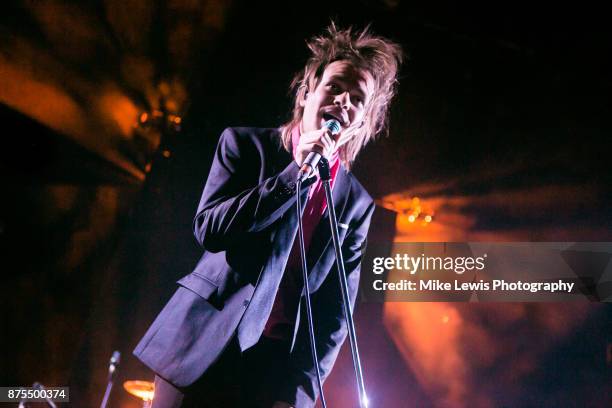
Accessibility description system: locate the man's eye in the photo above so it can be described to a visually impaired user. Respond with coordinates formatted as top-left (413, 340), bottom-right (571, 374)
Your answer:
top-left (328, 83), bottom-right (340, 91)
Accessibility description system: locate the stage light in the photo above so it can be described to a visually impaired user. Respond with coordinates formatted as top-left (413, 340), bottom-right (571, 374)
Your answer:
top-left (123, 380), bottom-right (154, 407)
top-left (139, 112), bottom-right (149, 124)
top-left (378, 194), bottom-right (437, 236)
top-left (361, 392), bottom-right (370, 408)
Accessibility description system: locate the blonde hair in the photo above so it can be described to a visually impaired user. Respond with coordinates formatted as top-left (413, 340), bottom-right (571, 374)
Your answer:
top-left (280, 23), bottom-right (403, 169)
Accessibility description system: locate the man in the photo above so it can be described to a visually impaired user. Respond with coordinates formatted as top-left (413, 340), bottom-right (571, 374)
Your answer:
top-left (134, 24), bottom-right (402, 408)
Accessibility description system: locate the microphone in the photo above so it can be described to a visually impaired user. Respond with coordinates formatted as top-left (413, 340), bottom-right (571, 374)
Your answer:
top-left (297, 119), bottom-right (341, 182)
top-left (109, 350), bottom-right (121, 377)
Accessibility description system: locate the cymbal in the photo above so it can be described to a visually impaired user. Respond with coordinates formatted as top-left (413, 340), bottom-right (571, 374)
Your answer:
top-left (123, 380), bottom-right (155, 401)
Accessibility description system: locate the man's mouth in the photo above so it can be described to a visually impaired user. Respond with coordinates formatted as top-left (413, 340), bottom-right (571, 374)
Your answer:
top-left (322, 112), bottom-right (346, 127)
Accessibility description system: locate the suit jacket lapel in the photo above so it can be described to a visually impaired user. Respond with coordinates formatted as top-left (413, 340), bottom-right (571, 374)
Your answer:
top-left (290, 166), bottom-right (351, 352)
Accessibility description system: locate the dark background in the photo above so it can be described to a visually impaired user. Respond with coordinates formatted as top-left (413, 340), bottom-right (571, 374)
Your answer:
top-left (1, 1), bottom-right (610, 407)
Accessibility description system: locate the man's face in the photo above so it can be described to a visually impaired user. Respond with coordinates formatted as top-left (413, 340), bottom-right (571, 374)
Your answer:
top-left (300, 60), bottom-right (375, 148)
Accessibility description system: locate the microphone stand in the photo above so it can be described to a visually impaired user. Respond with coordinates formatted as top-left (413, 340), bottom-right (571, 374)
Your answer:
top-left (295, 179), bottom-right (328, 408)
top-left (17, 383), bottom-right (58, 408)
top-left (100, 351), bottom-right (121, 408)
top-left (318, 158), bottom-right (369, 408)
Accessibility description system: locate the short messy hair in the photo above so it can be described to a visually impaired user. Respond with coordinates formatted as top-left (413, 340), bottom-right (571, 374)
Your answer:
top-left (280, 23), bottom-right (403, 169)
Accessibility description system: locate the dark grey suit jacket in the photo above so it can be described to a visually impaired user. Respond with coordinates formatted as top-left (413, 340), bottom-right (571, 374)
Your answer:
top-left (133, 127), bottom-right (375, 407)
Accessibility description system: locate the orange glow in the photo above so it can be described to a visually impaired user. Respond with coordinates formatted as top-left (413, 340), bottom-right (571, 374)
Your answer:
top-left (169, 114), bottom-right (182, 124)
top-left (97, 86), bottom-right (140, 138)
top-left (123, 380), bottom-right (154, 402)
top-left (378, 195), bottom-right (437, 237)
top-left (378, 181), bottom-right (607, 242)
top-left (162, 150), bottom-right (171, 158)
top-left (384, 301), bottom-right (593, 407)
top-left (379, 182), bottom-right (601, 405)
top-left (384, 302), bottom-right (469, 406)
top-left (0, 56), bottom-right (90, 141)
top-left (0, 52), bottom-right (144, 182)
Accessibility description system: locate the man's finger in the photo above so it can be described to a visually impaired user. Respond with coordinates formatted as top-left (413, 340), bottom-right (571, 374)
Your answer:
top-left (323, 134), bottom-right (335, 149)
top-left (301, 128), bottom-right (328, 143)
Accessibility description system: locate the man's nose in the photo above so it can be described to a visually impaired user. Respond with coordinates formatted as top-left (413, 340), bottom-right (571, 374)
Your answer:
top-left (334, 92), bottom-right (351, 110)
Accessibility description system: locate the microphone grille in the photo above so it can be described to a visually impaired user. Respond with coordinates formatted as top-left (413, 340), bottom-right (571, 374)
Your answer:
top-left (324, 119), bottom-right (341, 135)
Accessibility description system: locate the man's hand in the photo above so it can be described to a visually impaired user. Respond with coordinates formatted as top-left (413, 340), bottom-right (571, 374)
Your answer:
top-left (295, 128), bottom-right (337, 167)
top-left (271, 401), bottom-right (294, 408)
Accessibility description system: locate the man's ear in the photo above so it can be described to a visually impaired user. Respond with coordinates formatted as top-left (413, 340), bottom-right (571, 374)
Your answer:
top-left (298, 85), bottom-right (308, 108)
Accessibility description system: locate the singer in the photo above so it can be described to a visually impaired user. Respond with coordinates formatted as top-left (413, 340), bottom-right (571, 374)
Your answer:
top-left (134, 24), bottom-right (402, 408)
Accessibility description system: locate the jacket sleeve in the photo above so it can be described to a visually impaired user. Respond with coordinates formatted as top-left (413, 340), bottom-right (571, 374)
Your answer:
top-left (193, 127), bottom-right (314, 252)
top-left (278, 200), bottom-right (376, 408)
